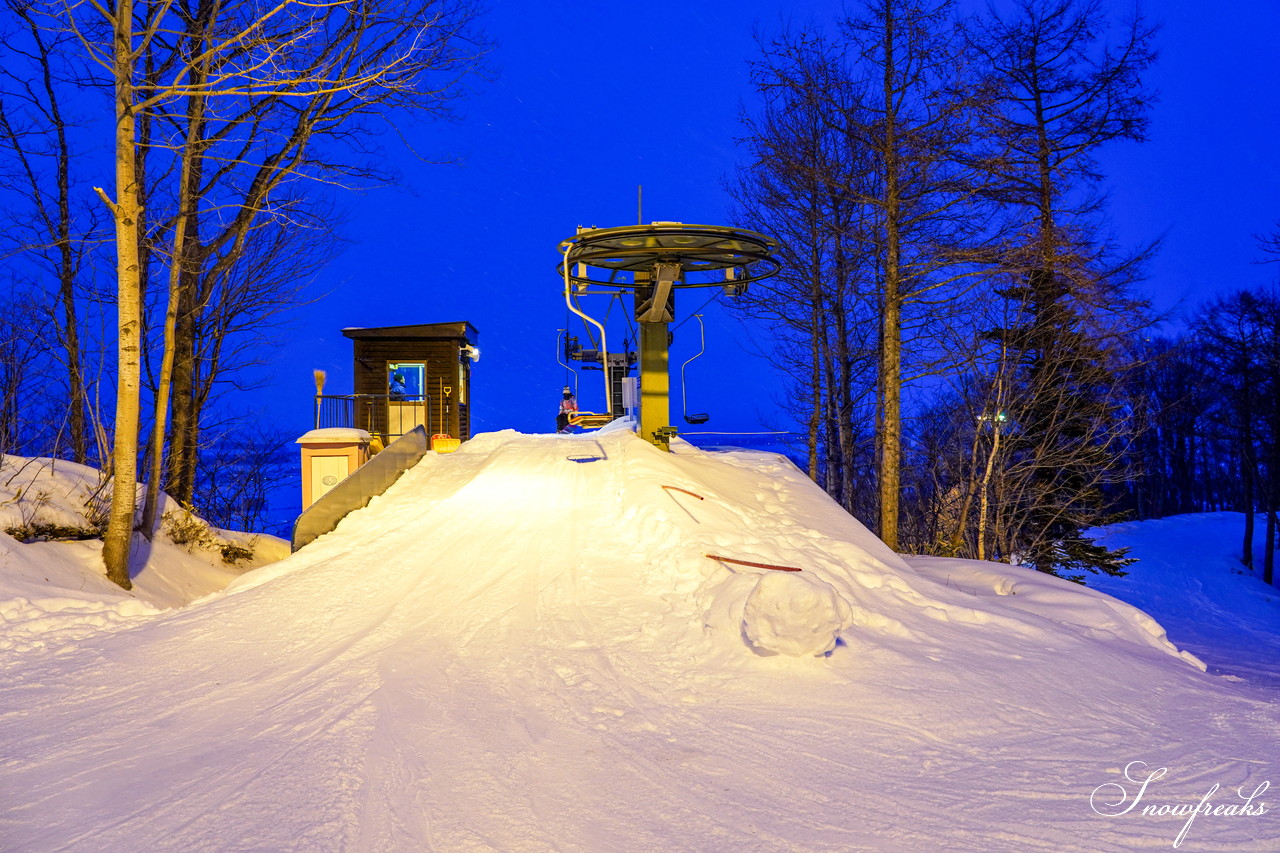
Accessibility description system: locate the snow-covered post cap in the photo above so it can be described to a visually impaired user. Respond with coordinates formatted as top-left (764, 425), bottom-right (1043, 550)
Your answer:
top-left (295, 428), bottom-right (372, 444)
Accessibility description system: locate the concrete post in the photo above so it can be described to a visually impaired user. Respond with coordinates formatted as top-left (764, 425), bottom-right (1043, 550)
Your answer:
top-left (296, 428), bottom-right (371, 510)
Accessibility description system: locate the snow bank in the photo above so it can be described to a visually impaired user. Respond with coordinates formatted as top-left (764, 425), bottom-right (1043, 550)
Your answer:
top-left (906, 555), bottom-right (1208, 670)
top-left (1, 434), bottom-right (1275, 852)
top-left (0, 455), bottom-right (287, 611)
top-left (0, 592), bottom-right (162, 655)
top-left (0, 455), bottom-right (106, 532)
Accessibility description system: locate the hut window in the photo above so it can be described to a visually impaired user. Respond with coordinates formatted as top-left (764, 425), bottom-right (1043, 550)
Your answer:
top-left (387, 363), bottom-right (425, 400)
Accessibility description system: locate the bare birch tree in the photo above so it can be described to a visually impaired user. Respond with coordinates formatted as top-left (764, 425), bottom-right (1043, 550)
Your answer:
top-left (56, 0), bottom-right (486, 586)
top-left (730, 26), bottom-right (879, 514)
top-left (734, 3), bottom-right (996, 547)
top-left (845, 0), bottom-right (998, 550)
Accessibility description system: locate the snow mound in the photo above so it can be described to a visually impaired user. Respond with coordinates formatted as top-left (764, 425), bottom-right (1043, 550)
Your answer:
top-left (0, 455), bottom-right (286, 610)
top-left (222, 429), bottom-right (1205, 673)
top-left (742, 570), bottom-right (854, 656)
top-left (2, 432), bottom-right (1271, 852)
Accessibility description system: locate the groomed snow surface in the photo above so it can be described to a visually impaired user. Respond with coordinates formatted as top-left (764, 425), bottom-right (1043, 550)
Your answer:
top-left (1, 431), bottom-right (1276, 851)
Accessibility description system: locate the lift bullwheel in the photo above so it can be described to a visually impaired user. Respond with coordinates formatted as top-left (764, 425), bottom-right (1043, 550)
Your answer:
top-left (556, 222), bottom-right (781, 450)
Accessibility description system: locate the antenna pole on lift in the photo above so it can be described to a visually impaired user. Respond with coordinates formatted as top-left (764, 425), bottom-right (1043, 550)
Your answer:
top-left (637, 185), bottom-right (643, 225)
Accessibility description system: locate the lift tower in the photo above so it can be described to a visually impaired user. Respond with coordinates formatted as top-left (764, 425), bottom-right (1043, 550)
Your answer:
top-left (557, 223), bottom-right (780, 450)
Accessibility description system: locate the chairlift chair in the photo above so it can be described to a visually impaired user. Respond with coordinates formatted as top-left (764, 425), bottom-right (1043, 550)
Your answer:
top-left (680, 314), bottom-right (710, 425)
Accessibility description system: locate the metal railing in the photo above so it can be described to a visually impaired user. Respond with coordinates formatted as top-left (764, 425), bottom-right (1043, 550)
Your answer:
top-left (315, 394), bottom-right (437, 440)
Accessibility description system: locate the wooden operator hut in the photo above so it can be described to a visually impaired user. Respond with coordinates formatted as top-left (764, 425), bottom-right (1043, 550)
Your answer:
top-left (341, 322), bottom-right (479, 443)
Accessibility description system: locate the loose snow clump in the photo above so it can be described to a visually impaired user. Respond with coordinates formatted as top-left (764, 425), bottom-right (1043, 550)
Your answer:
top-left (742, 571), bottom-right (854, 657)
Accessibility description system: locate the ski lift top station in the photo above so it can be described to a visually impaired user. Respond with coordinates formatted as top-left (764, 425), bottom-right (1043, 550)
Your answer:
top-left (557, 221), bottom-right (781, 450)
top-left (291, 221), bottom-right (779, 548)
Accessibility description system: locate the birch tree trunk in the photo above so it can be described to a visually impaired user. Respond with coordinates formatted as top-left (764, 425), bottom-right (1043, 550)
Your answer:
top-left (876, 9), bottom-right (902, 551)
top-left (141, 1), bottom-right (212, 535)
top-left (100, 0), bottom-right (140, 589)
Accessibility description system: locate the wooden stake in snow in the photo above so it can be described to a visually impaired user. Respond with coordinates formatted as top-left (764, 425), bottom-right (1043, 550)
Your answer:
top-left (662, 485), bottom-right (705, 500)
top-left (705, 554), bottom-right (802, 572)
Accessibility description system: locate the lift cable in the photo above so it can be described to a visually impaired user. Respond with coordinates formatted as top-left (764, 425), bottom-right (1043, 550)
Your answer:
top-left (672, 289), bottom-right (721, 332)
top-left (680, 431), bottom-right (794, 435)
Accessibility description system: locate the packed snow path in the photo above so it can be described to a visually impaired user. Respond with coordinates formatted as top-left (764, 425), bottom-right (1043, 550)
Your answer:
top-left (1, 431), bottom-right (1276, 851)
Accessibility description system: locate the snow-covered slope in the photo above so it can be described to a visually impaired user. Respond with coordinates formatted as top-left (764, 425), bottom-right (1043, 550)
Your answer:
top-left (1, 432), bottom-right (1276, 851)
top-left (1089, 512), bottom-right (1280, 689)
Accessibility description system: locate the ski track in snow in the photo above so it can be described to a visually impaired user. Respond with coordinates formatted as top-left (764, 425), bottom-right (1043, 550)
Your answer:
top-left (1, 431), bottom-right (1277, 851)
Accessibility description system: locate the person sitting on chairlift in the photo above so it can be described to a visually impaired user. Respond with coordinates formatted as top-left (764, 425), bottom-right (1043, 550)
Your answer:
top-left (556, 386), bottom-right (577, 433)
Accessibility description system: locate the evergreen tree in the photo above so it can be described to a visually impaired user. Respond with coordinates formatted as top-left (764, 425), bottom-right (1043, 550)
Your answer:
top-left (992, 268), bottom-right (1137, 577)
top-left (967, 0), bottom-right (1156, 580)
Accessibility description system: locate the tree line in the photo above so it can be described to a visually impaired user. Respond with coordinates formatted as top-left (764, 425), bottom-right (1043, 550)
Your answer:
top-left (0, 0), bottom-right (485, 586)
top-left (1134, 288), bottom-right (1280, 588)
top-left (728, 0), bottom-right (1275, 587)
top-left (4, 0), bottom-right (1275, 593)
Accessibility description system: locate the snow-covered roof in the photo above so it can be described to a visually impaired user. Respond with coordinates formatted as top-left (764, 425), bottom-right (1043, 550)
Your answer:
top-left (295, 427), bottom-right (373, 444)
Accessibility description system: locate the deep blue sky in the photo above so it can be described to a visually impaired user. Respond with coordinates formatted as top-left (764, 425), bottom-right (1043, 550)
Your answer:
top-left (268, 0), bottom-right (1280, 447)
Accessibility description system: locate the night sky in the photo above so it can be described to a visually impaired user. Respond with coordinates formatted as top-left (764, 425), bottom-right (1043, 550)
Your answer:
top-left (266, 0), bottom-right (1280, 454)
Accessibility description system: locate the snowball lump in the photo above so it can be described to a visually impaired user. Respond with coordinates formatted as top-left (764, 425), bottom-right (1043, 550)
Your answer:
top-left (741, 571), bottom-right (854, 657)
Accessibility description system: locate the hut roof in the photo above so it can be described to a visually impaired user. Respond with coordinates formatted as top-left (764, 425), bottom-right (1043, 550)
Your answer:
top-left (341, 322), bottom-right (477, 341)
